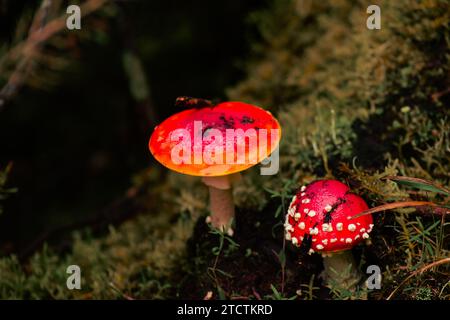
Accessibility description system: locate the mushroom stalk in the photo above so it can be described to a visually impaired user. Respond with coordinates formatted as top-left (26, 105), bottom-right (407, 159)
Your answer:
top-left (207, 185), bottom-right (235, 232)
top-left (322, 250), bottom-right (364, 293)
top-left (202, 174), bottom-right (241, 235)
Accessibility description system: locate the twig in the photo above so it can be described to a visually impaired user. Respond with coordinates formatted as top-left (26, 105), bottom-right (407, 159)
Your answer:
top-left (203, 291), bottom-right (213, 300)
top-left (0, 0), bottom-right (109, 108)
top-left (117, 3), bottom-right (158, 128)
top-left (230, 296), bottom-right (250, 300)
top-left (431, 87), bottom-right (450, 103)
top-left (252, 287), bottom-right (262, 300)
top-left (109, 281), bottom-right (135, 300)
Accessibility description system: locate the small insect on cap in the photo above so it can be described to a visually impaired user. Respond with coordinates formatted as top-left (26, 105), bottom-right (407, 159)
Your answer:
top-left (149, 100), bottom-right (281, 177)
top-left (285, 180), bottom-right (373, 254)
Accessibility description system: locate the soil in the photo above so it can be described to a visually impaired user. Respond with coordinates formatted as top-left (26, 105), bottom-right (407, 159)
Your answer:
top-left (177, 199), bottom-right (331, 299)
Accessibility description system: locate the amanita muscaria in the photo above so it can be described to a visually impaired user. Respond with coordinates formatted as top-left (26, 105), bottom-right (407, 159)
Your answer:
top-left (150, 97), bottom-right (281, 235)
top-left (285, 180), bottom-right (374, 291)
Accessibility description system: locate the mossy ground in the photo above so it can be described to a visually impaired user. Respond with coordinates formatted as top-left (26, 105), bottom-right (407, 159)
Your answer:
top-left (0, 0), bottom-right (449, 300)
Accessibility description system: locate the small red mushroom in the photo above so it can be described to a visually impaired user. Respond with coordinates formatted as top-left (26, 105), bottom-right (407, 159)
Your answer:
top-left (285, 180), bottom-right (373, 292)
top-left (149, 97), bottom-right (281, 235)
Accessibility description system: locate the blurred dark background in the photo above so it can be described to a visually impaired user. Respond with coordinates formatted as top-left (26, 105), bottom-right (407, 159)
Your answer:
top-left (0, 0), bottom-right (262, 254)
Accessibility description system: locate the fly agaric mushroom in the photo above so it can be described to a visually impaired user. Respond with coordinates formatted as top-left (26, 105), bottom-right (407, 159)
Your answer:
top-left (285, 180), bottom-right (373, 292)
top-left (149, 97), bottom-right (281, 235)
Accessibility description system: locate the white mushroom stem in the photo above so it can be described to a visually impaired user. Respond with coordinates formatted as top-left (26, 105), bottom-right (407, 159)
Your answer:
top-left (202, 173), bottom-right (241, 235)
top-left (322, 250), bottom-right (364, 293)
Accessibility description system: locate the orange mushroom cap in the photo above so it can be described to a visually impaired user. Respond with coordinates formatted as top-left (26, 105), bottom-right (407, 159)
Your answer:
top-left (149, 101), bottom-right (281, 176)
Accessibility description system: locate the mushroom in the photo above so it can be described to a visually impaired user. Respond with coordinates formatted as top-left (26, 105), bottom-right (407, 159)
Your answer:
top-left (285, 180), bottom-right (373, 292)
top-left (149, 97), bottom-right (281, 234)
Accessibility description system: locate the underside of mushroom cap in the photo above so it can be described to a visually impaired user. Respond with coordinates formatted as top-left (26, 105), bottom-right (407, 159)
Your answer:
top-left (149, 101), bottom-right (281, 177)
top-left (285, 180), bottom-right (373, 254)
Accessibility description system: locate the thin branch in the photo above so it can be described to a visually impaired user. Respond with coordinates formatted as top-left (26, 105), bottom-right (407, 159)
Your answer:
top-left (0, 0), bottom-right (109, 108)
top-left (350, 201), bottom-right (446, 219)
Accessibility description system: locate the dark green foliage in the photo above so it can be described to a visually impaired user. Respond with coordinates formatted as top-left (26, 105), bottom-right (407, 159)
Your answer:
top-left (228, 0), bottom-right (450, 299)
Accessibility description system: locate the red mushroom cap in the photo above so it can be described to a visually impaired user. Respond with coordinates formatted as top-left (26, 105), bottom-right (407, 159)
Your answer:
top-left (285, 180), bottom-right (373, 254)
top-left (149, 101), bottom-right (281, 177)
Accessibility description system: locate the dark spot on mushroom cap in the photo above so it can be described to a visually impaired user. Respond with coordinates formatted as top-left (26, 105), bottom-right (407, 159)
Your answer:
top-left (202, 125), bottom-right (214, 136)
top-left (324, 211), bottom-right (332, 223)
top-left (323, 197), bottom-right (347, 223)
top-left (219, 114), bottom-right (235, 129)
